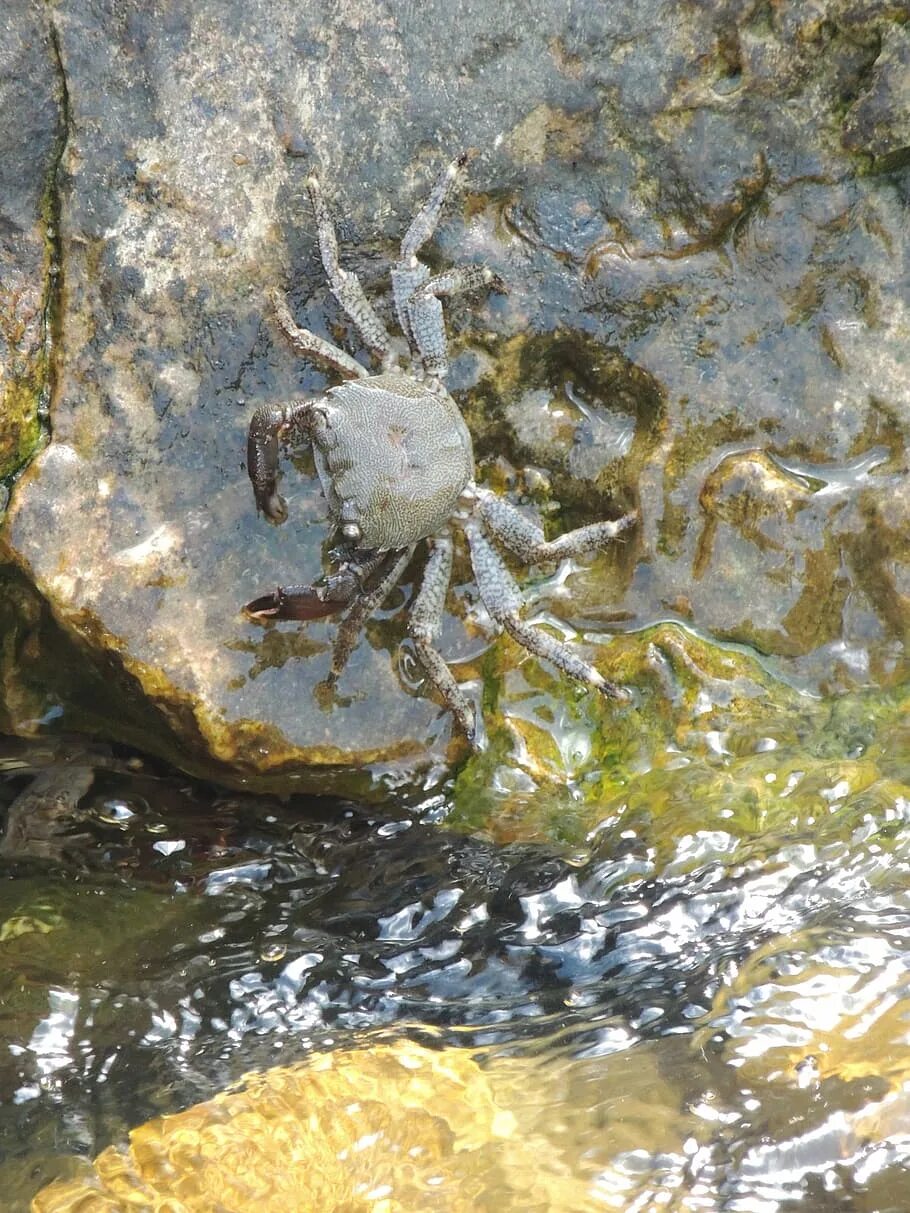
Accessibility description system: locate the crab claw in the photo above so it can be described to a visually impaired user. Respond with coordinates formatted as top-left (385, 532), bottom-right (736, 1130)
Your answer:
top-left (248, 405), bottom-right (291, 523)
top-left (244, 584), bottom-right (351, 622)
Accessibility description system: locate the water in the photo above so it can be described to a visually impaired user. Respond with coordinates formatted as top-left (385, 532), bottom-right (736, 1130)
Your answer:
top-left (3, 733), bottom-right (910, 1210)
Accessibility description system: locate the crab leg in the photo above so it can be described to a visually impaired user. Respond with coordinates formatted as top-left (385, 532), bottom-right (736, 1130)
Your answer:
top-left (408, 532), bottom-right (477, 741)
top-left (391, 152), bottom-right (469, 358)
top-left (270, 290), bottom-right (367, 380)
top-left (327, 547), bottom-right (414, 681)
top-left (476, 490), bottom-right (638, 561)
top-left (465, 520), bottom-right (626, 700)
top-left (306, 176), bottom-right (395, 370)
top-left (411, 265), bottom-right (498, 303)
top-left (407, 265), bottom-right (499, 379)
top-left (400, 153), bottom-right (470, 260)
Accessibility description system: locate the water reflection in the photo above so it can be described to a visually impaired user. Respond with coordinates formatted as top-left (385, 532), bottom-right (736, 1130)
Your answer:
top-left (3, 736), bottom-right (910, 1209)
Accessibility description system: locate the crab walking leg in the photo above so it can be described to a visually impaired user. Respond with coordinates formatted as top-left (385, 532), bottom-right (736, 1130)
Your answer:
top-left (412, 265), bottom-right (497, 302)
top-left (408, 292), bottom-right (446, 377)
top-left (466, 520), bottom-right (626, 700)
top-left (305, 177), bottom-right (395, 370)
top-left (401, 152), bottom-right (469, 261)
top-left (392, 152), bottom-right (469, 354)
top-left (408, 533), bottom-right (477, 740)
top-left (476, 489), bottom-right (638, 562)
top-left (408, 265), bottom-right (498, 379)
top-left (390, 262), bottom-right (428, 351)
top-left (270, 290), bottom-right (367, 380)
top-left (328, 547), bottom-right (414, 681)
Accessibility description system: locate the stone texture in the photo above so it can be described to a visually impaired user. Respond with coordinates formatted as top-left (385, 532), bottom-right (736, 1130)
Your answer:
top-left (0, 2), bottom-right (61, 480)
top-left (0, 0), bottom-right (908, 795)
top-left (843, 20), bottom-right (910, 165)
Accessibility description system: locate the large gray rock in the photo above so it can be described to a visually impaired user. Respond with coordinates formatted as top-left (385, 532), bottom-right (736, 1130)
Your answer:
top-left (0, 1), bottom-right (61, 480)
top-left (1, 0), bottom-right (908, 797)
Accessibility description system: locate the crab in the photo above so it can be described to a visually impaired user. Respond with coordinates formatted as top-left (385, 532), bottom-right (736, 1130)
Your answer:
top-left (245, 153), bottom-right (636, 745)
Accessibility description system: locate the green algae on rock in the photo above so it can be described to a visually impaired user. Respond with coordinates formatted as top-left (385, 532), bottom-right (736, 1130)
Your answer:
top-left (449, 621), bottom-right (815, 844)
top-left (451, 626), bottom-right (910, 847)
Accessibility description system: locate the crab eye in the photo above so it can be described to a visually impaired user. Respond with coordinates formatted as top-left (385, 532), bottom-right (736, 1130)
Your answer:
top-left (341, 522), bottom-right (362, 543)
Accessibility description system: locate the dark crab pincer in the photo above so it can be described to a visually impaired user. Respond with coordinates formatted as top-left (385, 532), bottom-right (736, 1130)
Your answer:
top-left (245, 153), bottom-right (636, 744)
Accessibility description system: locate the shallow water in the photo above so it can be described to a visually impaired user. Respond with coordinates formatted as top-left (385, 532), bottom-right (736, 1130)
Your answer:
top-left (3, 730), bottom-right (910, 1210)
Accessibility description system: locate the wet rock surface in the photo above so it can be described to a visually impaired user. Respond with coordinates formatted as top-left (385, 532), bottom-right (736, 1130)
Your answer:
top-left (0, 2), bottom-right (60, 480)
top-left (0, 0), bottom-right (908, 795)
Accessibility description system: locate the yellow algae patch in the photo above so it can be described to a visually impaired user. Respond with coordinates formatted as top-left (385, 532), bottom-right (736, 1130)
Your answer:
top-left (503, 103), bottom-right (594, 166)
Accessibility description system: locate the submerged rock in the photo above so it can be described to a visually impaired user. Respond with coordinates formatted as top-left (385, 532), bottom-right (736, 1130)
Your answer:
top-left (0, 0), bottom-right (908, 796)
top-left (29, 1041), bottom-right (543, 1213)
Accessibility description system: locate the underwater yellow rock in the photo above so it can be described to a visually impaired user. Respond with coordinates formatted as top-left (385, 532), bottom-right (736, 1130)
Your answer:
top-left (31, 1039), bottom-right (583, 1213)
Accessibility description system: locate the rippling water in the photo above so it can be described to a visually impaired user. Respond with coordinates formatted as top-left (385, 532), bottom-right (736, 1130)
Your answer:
top-left (2, 734), bottom-right (910, 1210)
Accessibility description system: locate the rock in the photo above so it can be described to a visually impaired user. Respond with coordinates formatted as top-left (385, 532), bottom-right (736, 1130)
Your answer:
top-left (843, 21), bottom-right (910, 167)
top-left (449, 622), bottom-right (817, 844)
top-left (30, 1039), bottom-right (593, 1213)
top-left (0, 2), bottom-right (61, 480)
top-left (0, 0), bottom-right (908, 796)
top-left (0, 762), bottom-right (94, 861)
